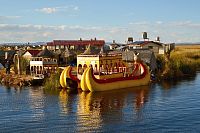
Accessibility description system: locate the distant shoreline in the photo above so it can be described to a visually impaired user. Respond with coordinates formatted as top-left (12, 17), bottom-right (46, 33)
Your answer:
top-left (175, 43), bottom-right (200, 46)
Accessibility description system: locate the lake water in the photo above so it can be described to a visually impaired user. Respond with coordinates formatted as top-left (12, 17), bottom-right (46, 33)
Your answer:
top-left (1, 73), bottom-right (200, 132)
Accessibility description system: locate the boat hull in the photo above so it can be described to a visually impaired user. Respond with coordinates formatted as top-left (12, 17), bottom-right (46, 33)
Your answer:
top-left (59, 66), bottom-right (80, 89)
top-left (59, 66), bottom-right (71, 88)
top-left (81, 63), bottom-right (150, 92)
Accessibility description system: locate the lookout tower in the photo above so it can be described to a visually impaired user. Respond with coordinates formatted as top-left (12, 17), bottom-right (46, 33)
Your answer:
top-left (156, 36), bottom-right (160, 42)
top-left (142, 32), bottom-right (149, 41)
top-left (127, 37), bottom-right (134, 44)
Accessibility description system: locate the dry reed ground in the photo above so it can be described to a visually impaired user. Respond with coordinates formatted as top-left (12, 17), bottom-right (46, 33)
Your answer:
top-left (160, 44), bottom-right (200, 79)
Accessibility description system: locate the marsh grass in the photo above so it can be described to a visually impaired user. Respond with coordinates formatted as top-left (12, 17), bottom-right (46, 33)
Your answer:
top-left (44, 45), bottom-right (200, 84)
top-left (159, 45), bottom-right (200, 79)
top-left (43, 68), bottom-right (61, 89)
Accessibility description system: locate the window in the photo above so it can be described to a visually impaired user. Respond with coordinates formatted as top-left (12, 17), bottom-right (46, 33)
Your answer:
top-left (56, 45), bottom-right (59, 50)
top-left (148, 46), bottom-right (153, 49)
top-left (60, 45), bottom-right (64, 49)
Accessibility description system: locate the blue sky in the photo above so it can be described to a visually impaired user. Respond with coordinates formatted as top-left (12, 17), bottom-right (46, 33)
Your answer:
top-left (0, 0), bottom-right (200, 43)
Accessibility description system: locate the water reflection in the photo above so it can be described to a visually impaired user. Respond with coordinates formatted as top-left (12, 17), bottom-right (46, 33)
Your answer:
top-left (58, 89), bottom-right (77, 115)
top-left (28, 87), bottom-right (45, 121)
top-left (133, 86), bottom-right (149, 110)
top-left (77, 91), bottom-right (102, 131)
top-left (5, 85), bottom-right (11, 93)
top-left (3, 85), bottom-right (23, 94)
top-left (59, 89), bottom-right (69, 114)
top-left (77, 86), bottom-right (150, 131)
top-left (1, 73), bottom-right (200, 132)
top-left (43, 88), bottom-right (60, 95)
top-left (159, 75), bottom-right (196, 90)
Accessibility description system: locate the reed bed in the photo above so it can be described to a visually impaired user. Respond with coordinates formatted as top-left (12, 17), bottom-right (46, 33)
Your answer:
top-left (158, 45), bottom-right (200, 80)
top-left (43, 68), bottom-right (61, 89)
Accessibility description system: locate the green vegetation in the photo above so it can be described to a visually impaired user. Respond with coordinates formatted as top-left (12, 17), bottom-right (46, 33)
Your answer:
top-left (43, 68), bottom-right (61, 89)
top-left (157, 45), bottom-right (200, 80)
top-left (13, 57), bottom-right (29, 74)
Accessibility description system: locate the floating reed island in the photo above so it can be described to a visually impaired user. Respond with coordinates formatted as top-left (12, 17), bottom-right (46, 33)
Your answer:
top-left (157, 45), bottom-right (200, 80)
top-left (0, 69), bottom-right (42, 87)
top-left (45, 44), bottom-right (200, 90)
top-left (1, 44), bottom-right (200, 88)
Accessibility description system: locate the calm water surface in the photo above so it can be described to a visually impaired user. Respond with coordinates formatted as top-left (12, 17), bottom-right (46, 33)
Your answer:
top-left (1, 73), bottom-right (200, 132)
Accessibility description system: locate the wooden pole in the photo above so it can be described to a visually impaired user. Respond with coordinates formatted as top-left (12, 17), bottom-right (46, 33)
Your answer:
top-left (17, 55), bottom-right (21, 75)
top-left (17, 51), bottom-right (22, 75)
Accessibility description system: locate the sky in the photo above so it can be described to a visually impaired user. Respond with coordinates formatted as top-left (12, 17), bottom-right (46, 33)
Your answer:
top-left (0, 0), bottom-right (200, 43)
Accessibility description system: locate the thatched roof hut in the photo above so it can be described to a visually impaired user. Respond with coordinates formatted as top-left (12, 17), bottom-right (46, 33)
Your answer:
top-left (37, 47), bottom-right (54, 58)
top-left (82, 45), bottom-right (102, 55)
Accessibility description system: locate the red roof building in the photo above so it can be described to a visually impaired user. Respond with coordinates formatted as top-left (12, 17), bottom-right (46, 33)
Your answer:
top-left (27, 50), bottom-right (41, 56)
top-left (22, 50), bottom-right (42, 60)
top-left (46, 39), bottom-right (105, 51)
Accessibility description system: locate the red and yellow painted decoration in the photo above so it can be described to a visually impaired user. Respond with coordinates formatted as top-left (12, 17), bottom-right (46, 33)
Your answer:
top-left (77, 53), bottom-right (127, 77)
top-left (80, 62), bottom-right (150, 92)
top-left (60, 53), bottom-right (150, 91)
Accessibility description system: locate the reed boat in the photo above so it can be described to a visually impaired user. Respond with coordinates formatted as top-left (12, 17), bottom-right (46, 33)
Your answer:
top-left (59, 66), bottom-right (80, 89)
top-left (60, 62), bottom-right (150, 91)
top-left (80, 61), bottom-right (150, 92)
top-left (59, 45), bottom-right (151, 91)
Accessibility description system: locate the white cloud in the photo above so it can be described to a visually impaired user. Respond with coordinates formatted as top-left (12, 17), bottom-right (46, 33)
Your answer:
top-left (42, 32), bottom-right (53, 37)
top-left (129, 21), bottom-right (149, 25)
top-left (169, 21), bottom-right (200, 29)
top-left (0, 16), bottom-right (21, 19)
top-left (73, 6), bottom-right (79, 11)
top-left (35, 5), bottom-right (79, 14)
top-left (1, 21), bottom-right (200, 43)
top-left (0, 24), bottom-right (106, 43)
top-left (169, 21), bottom-right (192, 26)
top-left (156, 21), bottom-right (163, 24)
top-left (36, 7), bottom-right (57, 14)
top-left (0, 16), bottom-right (22, 23)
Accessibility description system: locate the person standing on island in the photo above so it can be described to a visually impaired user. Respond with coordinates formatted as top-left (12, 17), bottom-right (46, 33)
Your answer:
top-left (5, 60), bottom-right (10, 74)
